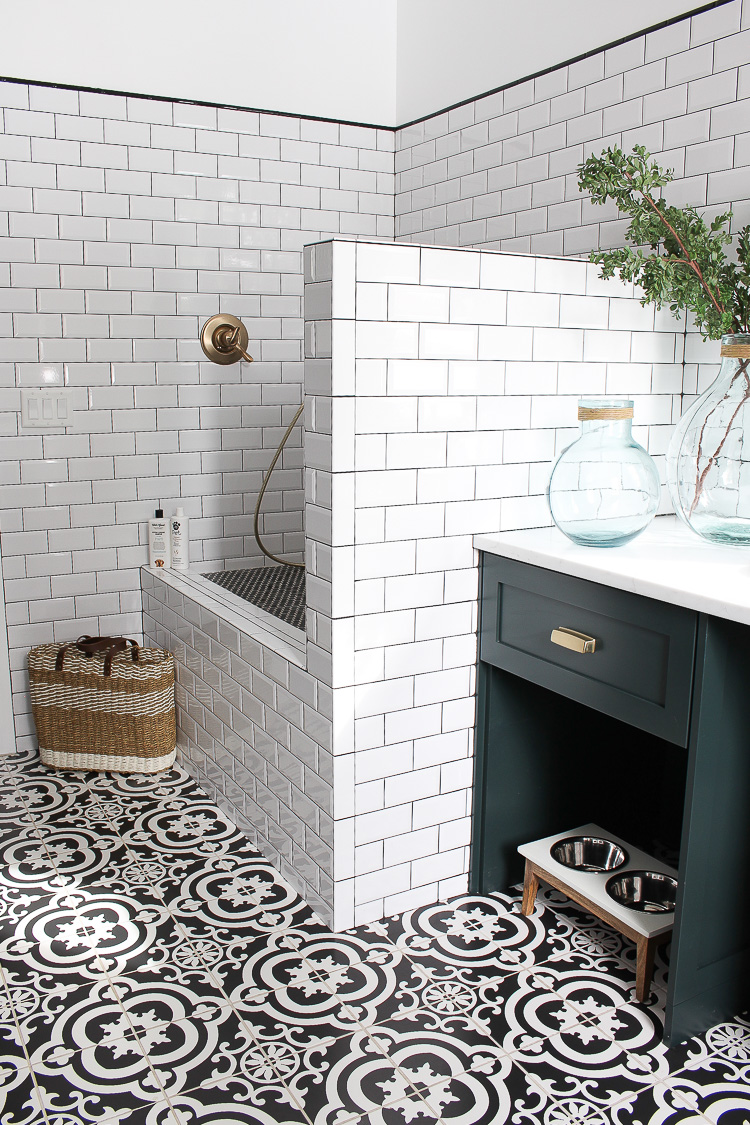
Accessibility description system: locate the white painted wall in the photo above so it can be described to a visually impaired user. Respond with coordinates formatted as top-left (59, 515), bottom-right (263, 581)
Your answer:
top-left (0, 0), bottom-right (398, 125)
top-left (396, 0), bottom-right (713, 123)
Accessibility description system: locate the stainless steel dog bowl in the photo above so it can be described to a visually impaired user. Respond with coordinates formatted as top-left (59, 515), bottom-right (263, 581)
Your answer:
top-left (550, 835), bottom-right (628, 873)
top-left (606, 870), bottom-right (677, 913)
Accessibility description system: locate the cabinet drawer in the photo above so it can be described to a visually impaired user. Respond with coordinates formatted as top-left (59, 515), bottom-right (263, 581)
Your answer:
top-left (480, 554), bottom-right (697, 746)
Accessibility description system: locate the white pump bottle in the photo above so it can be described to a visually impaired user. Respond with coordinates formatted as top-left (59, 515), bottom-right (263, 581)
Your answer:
top-left (170, 507), bottom-right (189, 571)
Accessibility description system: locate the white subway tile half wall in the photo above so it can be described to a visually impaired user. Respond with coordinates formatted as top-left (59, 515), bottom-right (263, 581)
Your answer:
top-left (305, 235), bottom-right (686, 923)
top-left (142, 569), bottom-right (336, 924)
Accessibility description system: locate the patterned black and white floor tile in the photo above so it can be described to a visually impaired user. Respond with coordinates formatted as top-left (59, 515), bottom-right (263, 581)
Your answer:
top-left (1, 749), bottom-right (749, 1125)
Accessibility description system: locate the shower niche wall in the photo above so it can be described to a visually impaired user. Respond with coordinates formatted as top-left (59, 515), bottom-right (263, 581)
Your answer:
top-left (179, 311), bottom-right (307, 632)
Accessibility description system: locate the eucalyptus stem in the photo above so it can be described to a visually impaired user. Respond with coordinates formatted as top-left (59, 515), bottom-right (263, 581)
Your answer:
top-left (688, 358), bottom-right (750, 516)
top-left (619, 168), bottom-right (726, 320)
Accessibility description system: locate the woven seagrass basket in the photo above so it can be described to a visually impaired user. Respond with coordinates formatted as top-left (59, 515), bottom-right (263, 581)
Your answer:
top-left (28, 636), bottom-right (176, 773)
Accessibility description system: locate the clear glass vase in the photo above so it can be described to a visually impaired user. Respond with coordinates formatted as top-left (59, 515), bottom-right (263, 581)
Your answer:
top-left (666, 334), bottom-right (750, 545)
top-left (547, 398), bottom-right (661, 547)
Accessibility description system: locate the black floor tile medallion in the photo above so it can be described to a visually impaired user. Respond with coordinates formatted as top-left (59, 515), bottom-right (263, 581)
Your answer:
top-left (0, 747), bottom-right (748, 1125)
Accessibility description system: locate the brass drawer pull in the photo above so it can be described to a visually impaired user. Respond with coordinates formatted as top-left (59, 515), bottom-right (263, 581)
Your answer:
top-left (550, 627), bottom-right (597, 654)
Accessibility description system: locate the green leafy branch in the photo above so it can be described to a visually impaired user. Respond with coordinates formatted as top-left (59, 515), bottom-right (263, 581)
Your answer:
top-left (577, 145), bottom-right (750, 340)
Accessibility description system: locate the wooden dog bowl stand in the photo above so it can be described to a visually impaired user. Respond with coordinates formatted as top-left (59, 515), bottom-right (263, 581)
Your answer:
top-left (519, 823), bottom-right (676, 1004)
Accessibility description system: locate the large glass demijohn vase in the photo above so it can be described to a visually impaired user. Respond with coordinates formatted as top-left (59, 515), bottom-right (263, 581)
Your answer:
top-left (667, 334), bottom-right (750, 545)
top-left (547, 398), bottom-right (661, 547)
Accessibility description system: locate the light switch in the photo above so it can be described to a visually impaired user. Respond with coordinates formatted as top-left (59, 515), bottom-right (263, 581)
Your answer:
top-left (21, 388), bottom-right (75, 430)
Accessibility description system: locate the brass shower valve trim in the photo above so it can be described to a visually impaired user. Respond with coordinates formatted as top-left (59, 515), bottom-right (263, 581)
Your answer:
top-left (200, 314), bottom-right (254, 365)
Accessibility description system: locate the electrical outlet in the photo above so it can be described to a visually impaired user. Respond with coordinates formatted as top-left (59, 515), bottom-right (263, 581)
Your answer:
top-left (20, 388), bottom-right (75, 430)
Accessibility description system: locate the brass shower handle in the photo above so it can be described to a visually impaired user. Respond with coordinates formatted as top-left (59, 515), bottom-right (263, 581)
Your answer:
top-left (200, 314), bottom-right (254, 365)
top-left (217, 323), bottom-right (254, 362)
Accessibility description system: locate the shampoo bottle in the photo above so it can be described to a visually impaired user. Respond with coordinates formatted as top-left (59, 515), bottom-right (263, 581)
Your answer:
top-left (148, 508), bottom-right (171, 568)
top-left (170, 507), bottom-right (189, 571)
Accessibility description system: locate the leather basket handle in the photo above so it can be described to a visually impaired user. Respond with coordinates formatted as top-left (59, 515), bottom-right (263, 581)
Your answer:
top-left (55, 636), bottom-right (140, 677)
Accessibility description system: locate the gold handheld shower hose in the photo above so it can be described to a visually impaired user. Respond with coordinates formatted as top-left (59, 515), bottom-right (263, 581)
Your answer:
top-left (199, 315), bottom-right (304, 570)
top-left (252, 403), bottom-right (305, 569)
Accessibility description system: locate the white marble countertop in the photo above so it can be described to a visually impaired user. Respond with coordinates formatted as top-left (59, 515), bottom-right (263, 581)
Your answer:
top-left (475, 515), bottom-right (750, 626)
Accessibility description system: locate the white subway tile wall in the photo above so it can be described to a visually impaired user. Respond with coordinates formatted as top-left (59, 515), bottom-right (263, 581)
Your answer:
top-left (305, 238), bottom-right (713, 927)
top-left (0, 80), bottom-right (394, 747)
top-left (395, 0), bottom-right (750, 256)
top-left (142, 567), bottom-right (335, 921)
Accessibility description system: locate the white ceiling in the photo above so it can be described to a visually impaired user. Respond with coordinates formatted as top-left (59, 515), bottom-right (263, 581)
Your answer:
top-left (396, 0), bottom-right (713, 124)
top-left (0, 0), bottom-right (399, 125)
top-left (0, 0), bottom-right (711, 127)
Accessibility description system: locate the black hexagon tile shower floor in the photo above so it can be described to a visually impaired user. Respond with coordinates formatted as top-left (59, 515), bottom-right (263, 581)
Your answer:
top-left (0, 747), bottom-right (748, 1125)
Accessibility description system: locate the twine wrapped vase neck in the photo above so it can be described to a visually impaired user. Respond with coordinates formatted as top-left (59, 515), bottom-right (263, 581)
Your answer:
top-left (578, 405), bottom-right (634, 421)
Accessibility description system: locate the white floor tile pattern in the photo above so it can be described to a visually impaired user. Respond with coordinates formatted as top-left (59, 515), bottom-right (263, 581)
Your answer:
top-left (0, 749), bottom-right (748, 1124)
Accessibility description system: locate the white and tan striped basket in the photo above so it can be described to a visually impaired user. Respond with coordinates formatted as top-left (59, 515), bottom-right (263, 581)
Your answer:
top-left (28, 638), bottom-right (176, 773)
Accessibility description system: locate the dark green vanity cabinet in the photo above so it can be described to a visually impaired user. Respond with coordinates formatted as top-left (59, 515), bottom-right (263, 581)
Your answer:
top-left (472, 551), bottom-right (750, 1045)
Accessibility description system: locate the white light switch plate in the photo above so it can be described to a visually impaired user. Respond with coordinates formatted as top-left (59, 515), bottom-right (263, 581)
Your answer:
top-left (20, 388), bottom-right (75, 430)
